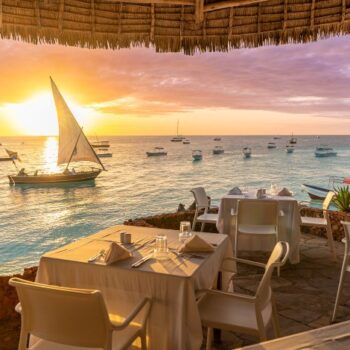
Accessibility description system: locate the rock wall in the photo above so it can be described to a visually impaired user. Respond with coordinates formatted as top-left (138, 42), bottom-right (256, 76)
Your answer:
top-left (0, 267), bottom-right (37, 350)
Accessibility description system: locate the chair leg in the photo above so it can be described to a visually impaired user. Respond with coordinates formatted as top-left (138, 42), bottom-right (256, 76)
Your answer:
top-left (140, 332), bottom-right (147, 350)
top-left (206, 327), bottom-right (213, 350)
top-left (201, 222), bottom-right (205, 232)
top-left (192, 209), bottom-right (199, 231)
top-left (256, 313), bottom-right (267, 341)
top-left (18, 329), bottom-right (28, 350)
top-left (326, 224), bottom-right (337, 261)
top-left (271, 299), bottom-right (281, 338)
top-left (331, 257), bottom-right (348, 323)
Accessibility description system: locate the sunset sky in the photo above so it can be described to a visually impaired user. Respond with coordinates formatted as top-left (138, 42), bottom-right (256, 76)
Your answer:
top-left (1, 36), bottom-right (350, 136)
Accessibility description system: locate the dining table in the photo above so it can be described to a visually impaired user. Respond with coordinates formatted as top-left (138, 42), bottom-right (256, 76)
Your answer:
top-left (36, 224), bottom-right (233, 350)
top-left (217, 193), bottom-right (301, 264)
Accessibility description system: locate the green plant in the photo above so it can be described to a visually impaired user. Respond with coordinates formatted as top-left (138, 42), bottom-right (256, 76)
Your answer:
top-left (334, 186), bottom-right (350, 212)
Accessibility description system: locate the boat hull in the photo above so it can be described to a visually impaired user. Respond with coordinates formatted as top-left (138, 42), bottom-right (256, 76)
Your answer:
top-left (213, 150), bottom-right (224, 155)
top-left (302, 184), bottom-right (330, 200)
top-left (315, 152), bottom-right (337, 157)
top-left (0, 157), bottom-right (13, 161)
top-left (97, 153), bottom-right (112, 158)
top-left (146, 152), bottom-right (167, 156)
top-left (8, 170), bottom-right (101, 185)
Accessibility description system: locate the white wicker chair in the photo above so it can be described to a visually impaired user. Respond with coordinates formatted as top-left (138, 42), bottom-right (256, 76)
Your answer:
top-left (197, 241), bottom-right (290, 350)
top-left (300, 191), bottom-right (336, 261)
top-left (9, 277), bottom-right (151, 350)
top-left (191, 187), bottom-right (218, 232)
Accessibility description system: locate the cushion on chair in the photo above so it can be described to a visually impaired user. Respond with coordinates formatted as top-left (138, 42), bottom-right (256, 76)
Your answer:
top-left (198, 292), bottom-right (272, 332)
top-left (197, 213), bottom-right (218, 223)
top-left (300, 216), bottom-right (327, 227)
top-left (238, 224), bottom-right (277, 235)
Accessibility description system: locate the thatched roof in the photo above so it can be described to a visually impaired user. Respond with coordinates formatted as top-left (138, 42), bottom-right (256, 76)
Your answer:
top-left (0, 0), bottom-right (349, 54)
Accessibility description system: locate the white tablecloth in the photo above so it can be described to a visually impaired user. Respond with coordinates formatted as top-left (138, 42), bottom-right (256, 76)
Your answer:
top-left (217, 194), bottom-right (300, 264)
top-left (36, 225), bottom-right (232, 350)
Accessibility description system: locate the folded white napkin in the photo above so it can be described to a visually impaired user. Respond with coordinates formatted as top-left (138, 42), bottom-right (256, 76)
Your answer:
top-left (229, 187), bottom-right (242, 195)
top-left (103, 242), bottom-right (132, 264)
top-left (278, 187), bottom-right (292, 196)
top-left (179, 234), bottom-right (214, 253)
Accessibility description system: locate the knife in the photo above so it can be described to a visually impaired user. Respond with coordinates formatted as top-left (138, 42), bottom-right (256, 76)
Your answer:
top-left (132, 254), bottom-right (153, 268)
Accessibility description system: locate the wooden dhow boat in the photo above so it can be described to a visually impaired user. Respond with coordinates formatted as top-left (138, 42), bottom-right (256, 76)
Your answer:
top-left (8, 78), bottom-right (105, 185)
top-left (0, 148), bottom-right (19, 162)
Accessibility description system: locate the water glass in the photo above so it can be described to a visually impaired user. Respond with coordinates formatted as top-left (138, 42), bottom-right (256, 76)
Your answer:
top-left (179, 221), bottom-right (192, 242)
top-left (154, 234), bottom-right (169, 260)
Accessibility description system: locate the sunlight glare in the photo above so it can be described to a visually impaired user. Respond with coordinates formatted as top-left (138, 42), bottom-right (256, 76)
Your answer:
top-left (43, 137), bottom-right (60, 172)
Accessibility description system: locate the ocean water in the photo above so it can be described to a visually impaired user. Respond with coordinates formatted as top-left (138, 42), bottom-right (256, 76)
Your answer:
top-left (0, 135), bottom-right (349, 274)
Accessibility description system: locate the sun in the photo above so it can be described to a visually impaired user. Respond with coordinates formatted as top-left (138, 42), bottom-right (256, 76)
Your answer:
top-left (3, 91), bottom-right (95, 136)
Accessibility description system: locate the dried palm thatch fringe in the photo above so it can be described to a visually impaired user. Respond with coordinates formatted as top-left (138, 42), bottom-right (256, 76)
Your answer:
top-left (0, 0), bottom-right (349, 54)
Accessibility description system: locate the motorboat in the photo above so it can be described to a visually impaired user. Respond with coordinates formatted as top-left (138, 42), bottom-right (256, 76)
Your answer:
top-left (183, 139), bottom-right (190, 144)
top-left (243, 147), bottom-right (252, 158)
top-left (267, 142), bottom-right (277, 149)
top-left (213, 137), bottom-right (221, 141)
top-left (213, 145), bottom-right (224, 155)
top-left (243, 147), bottom-right (251, 158)
top-left (315, 145), bottom-right (337, 157)
top-left (8, 78), bottom-right (105, 185)
top-left (146, 147), bottom-right (167, 156)
top-left (286, 144), bottom-right (295, 154)
top-left (192, 150), bottom-right (202, 161)
top-left (289, 133), bottom-right (297, 144)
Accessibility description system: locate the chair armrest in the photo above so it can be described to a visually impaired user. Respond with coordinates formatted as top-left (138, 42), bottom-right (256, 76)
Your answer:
top-left (196, 288), bottom-right (256, 304)
top-left (110, 298), bottom-right (151, 331)
top-left (222, 257), bottom-right (265, 270)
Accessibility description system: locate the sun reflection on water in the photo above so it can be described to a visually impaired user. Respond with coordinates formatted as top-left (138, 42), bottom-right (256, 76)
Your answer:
top-left (43, 137), bottom-right (60, 173)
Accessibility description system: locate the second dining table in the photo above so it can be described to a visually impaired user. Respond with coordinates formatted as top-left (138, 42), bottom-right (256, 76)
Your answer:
top-left (36, 224), bottom-right (232, 350)
top-left (217, 193), bottom-right (301, 264)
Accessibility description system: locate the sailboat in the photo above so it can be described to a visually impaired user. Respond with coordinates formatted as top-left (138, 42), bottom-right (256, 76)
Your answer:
top-left (8, 78), bottom-right (105, 185)
top-left (170, 120), bottom-right (185, 142)
top-left (0, 148), bottom-right (19, 162)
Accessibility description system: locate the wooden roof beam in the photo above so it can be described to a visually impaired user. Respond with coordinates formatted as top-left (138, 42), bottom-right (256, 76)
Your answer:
top-left (204, 0), bottom-right (269, 12)
top-left (105, 0), bottom-right (194, 5)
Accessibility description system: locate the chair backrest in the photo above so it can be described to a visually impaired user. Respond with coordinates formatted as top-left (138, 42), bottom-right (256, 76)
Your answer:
top-left (9, 277), bottom-right (112, 349)
top-left (341, 221), bottom-right (350, 258)
top-left (237, 199), bottom-right (279, 226)
top-left (256, 242), bottom-right (290, 308)
top-left (323, 191), bottom-right (335, 211)
top-left (191, 187), bottom-right (209, 209)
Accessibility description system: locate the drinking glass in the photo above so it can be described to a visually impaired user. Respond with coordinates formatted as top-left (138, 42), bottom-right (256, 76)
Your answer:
top-left (179, 221), bottom-right (192, 242)
top-left (154, 234), bottom-right (169, 260)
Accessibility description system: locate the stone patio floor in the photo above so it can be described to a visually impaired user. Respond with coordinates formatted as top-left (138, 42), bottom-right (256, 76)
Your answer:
top-left (207, 233), bottom-right (350, 349)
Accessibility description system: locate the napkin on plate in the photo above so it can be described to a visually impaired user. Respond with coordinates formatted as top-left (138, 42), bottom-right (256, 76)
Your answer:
top-left (228, 187), bottom-right (242, 195)
top-left (103, 242), bottom-right (132, 265)
top-left (179, 234), bottom-right (215, 253)
top-left (278, 187), bottom-right (292, 197)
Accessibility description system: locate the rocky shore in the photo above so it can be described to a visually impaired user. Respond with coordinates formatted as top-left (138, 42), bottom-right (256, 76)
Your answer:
top-left (1, 206), bottom-right (348, 349)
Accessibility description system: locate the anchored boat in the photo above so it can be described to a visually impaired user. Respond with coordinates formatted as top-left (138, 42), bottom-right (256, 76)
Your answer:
top-left (8, 78), bottom-right (105, 185)
top-left (0, 148), bottom-right (19, 162)
top-left (243, 147), bottom-right (252, 158)
top-left (213, 145), bottom-right (224, 155)
top-left (170, 120), bottom-right (185, 142)
top-left (267, 142), bottom-right (277, 149)
top-left (146, 147), bottom-right (167, 156)
top-left (286, 144), bottom-right (295, 154)
top-left (315, 145), bottom-right (337, 157)
top-left (192, 150), bottom-right (202, 161)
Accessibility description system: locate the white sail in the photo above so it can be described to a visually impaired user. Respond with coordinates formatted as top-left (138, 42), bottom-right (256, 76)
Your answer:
top-left (50, 77), bottom-right (105, 170)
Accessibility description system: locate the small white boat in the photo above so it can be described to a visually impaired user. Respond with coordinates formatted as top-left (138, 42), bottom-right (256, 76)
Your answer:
top-left (267, 142), bottom-right (277, 149)
top-left (286, 144), bottom-right (294, 154)
top-left (243, 147), bottom-right (251, 158)
top-left (315, 145), bottom-right (337, 157)
top-left (183, 139), bottom-right (190, 144)
top-left (213, 137), bottom-right (221, 141)
top-left (213, 145), bottom-right (224, 155)
top-left (146, 147), bottom-right (167, 157)
top-left (192, 150), bottom-right (202, 161)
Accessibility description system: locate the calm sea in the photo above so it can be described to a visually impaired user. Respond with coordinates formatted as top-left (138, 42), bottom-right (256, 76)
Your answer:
top-left (0, 135), bottom-right (349, 274)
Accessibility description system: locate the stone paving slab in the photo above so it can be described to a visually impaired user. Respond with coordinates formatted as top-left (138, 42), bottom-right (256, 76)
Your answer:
top-left (203, 234), bottom-right (350, 349)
